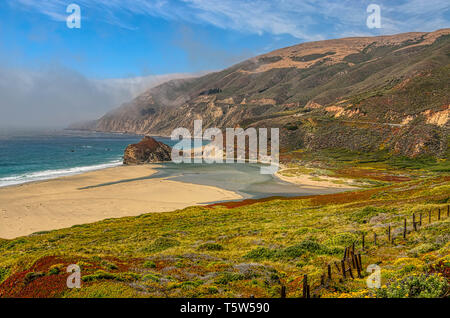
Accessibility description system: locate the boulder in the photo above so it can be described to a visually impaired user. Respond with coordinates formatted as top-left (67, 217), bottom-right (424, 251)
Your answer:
top-left (123, 136), bottom-right (172, 165)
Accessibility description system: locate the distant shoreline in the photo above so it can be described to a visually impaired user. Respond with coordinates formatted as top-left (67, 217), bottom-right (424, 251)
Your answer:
top-left (0, 160), bottom-right (124, 189)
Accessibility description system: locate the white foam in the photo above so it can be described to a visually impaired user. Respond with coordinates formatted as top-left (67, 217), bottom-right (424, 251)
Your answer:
top-left (0, 160), bottom-right (123, 187)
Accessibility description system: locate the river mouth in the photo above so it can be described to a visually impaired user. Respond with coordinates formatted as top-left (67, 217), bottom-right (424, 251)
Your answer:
top-left (77, 161), bottom-right (350, 200)
top-left (148, 162), bottom-right (348, 200)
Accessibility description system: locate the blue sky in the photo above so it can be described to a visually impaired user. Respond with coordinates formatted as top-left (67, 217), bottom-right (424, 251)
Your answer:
top-left (2, 0), bottom-right (449, 79)
top-left (0, 0), bottom-right (448, 128)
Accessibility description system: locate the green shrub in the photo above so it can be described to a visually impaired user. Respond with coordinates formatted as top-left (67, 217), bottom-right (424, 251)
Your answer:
top-left (143, 261), bottom-right (156, 269)
top-left (144, 237), bottom-right (180, 252)
top-left (142, 273), bottom-right (160, 282)
top-left (101, 261), bottom-right (118, 270)
top-left (283, 240), bottom-right (329, 256)
top-left (82, 270), bottom-right (116, 282)
top-left (203, 286), bottom-right (219, 294)
top-left (24, 271), bottom-right (45, 284)
top-left (284, 124), bottom-right (298, 131)
top-left (351, 206), bottom-right (389, 224)
top-left (90, 256), bottom-right (102, 263)
top-left (180, 280), bottom-right (203, 290)
top-left (376, 274), bottom-right (447, 298)
top-left (214, 272), bottom-right (245, 285)
top-left (325, 232), bottom-right (358, 246)
top-left (48, 264), bottom-right (64, 275)
top-left (244, 247), bottom-right (277, 260)
top-left (408, 243), bottom-right (436, 257)
top-left (7, 238), bottom-right (27, 249)
top-left (245, 240), bottom-right (333, 261)
top-left (198, 243), bottom-right (224, 251)
top-left (399, 264), bottom-right (417, 274)
top-left (82, 270), bottom-right (139, 282)
top-left (0, 267), bottom-right (10, 283)
top-left (76, 261), bottom-right (92, 270)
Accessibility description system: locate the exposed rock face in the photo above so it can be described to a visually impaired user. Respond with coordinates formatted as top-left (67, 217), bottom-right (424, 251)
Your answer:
top-left (123, 136), bottom-right (172, 165)
top-left (80, 29), bottom-right (449, 158)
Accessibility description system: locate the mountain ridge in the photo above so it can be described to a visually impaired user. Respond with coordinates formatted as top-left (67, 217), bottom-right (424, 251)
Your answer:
top-left (80, 29), bottom-right (450, 158)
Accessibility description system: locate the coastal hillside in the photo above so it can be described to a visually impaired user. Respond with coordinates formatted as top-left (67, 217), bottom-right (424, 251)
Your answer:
top-left (0, 172), bottom-right (448, 298)
top-left (85, 29), bottom-right (450, 158)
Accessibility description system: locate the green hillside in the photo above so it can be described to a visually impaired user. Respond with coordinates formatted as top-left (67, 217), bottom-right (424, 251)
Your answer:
top-left (85, 30), bottom-right (450, 159)
top-left (1, 167), bottom-right (448, 298)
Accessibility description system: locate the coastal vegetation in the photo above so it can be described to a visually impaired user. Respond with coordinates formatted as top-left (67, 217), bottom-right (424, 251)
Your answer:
top-left (87, 30), bottom-right (450, 160)
top-left (0, 30), bottom-right (448, 299)
top-left (0, 153), bottom-right (448, 298)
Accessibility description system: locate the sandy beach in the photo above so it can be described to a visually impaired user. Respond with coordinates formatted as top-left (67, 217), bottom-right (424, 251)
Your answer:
top-left (275, 168), bottom-right (357, 190)
top-left (0, 165), bottom-right (242, 239)
top-left (0, 162), bottom-right (357, 240)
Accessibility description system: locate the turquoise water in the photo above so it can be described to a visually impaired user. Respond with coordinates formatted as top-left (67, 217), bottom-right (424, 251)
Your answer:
top-left (141, 162), bottom-right (346, 199)
top-left (79, 162), bottom-right (345, 200)
top-left (0, 130), bottom-right (178, 187)
top-left (0, 129), bottom-right (345, 199)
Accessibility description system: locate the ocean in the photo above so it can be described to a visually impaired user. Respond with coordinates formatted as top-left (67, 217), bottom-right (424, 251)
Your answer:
top-left (0, 129), bottom-right (214, 188)
top-left (145, 162), bottom-right (332, 199)
top-left (0, 130), bottom-right (156, 187)
top-left (0, 129), bottom-right (342, 198)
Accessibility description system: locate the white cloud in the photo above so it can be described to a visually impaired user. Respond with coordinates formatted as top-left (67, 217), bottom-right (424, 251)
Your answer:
top-left (0, 64), bottom-right (201, 128)
top-left (9, 0), bottom-right (450, 40)
top-left (2, 0), bottom-right (448, 129)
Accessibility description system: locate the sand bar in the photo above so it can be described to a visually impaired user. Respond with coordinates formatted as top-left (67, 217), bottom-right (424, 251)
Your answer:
top-left (275, 168), bottom-right (357, 190)
top-left (0, 165), bottom-right (242, 239)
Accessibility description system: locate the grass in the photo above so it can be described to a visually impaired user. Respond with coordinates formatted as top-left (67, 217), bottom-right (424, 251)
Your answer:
top-left (0, 170), bottom-right (448, 298)
top-left (281, 148), bottom-right (449, 183)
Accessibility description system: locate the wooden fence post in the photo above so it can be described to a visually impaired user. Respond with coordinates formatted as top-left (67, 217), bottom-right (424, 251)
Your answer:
top-left (362, 233), bottom-right (365, 250)
top-left (302, 275), bottom-right (308, 298)
top-left (347, 261), bottom-right (354, 279)
top-left (438, 208), bottom-right (441, 221)
top-left (355, 254), bottom-right (362, 278)
top-left (328, 264), bottom-right (332, 280)
top-left (306, 284), bottom-right (310, 299)
top-left (334, 261), bottom-right (340, 272)
top-left (403, 218), bottom-right (407, 239)
top-left (374, 233), bottom-right (377, 245)
top-left (341, 260), bottom-right (346, 279)
top-left (280, 285), bottom-right (286, 298)
top-left (388, 225), bottom-right (391, 242)
top-left (351, 253), bottom-right (356, 269)
top-left (357, 253), bottom-right (362, 270)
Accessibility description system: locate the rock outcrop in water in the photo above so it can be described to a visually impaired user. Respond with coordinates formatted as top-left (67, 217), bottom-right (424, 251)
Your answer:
top-left (123, 136), bottom-right (172, 165)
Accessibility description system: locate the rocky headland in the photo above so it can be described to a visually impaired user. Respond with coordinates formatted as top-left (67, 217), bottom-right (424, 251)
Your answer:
top-left (123, 136), bottom-right (172, 165)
